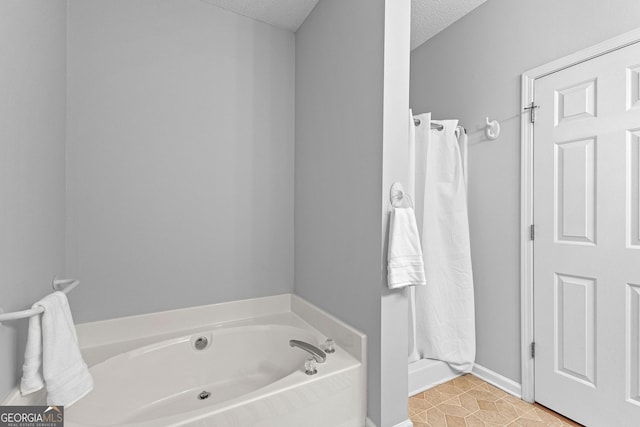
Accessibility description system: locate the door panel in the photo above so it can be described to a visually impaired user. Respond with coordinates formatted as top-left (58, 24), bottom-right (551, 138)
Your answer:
top-left (627, 65), bottom-right (640, 110)
top-left (555, 273), bottom-right (596, 387)
top-left (628, 283), bottom-right (640, 405)
top-left (629, 129), bottom-right (640, 248)
top-left (555, 137), bottom-right (597, 244)
top-left (555, 79), bottom-right (597, 125)
top-left (534, 41), bottom-right (640, 427)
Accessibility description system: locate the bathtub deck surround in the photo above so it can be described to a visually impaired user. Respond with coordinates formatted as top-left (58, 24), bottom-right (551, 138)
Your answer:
top-left (2, 294), bottom-right (366, 427)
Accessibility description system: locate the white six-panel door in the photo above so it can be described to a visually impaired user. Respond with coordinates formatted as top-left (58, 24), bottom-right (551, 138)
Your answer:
top-left (533, 41), bottom-right (640, 426)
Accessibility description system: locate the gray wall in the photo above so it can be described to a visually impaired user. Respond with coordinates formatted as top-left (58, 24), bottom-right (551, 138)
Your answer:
top-left (294, 0), bottom-right (386, 423)
top-left (66, 0), bottom-right (295, 322)
top-left (295, 1), bottom-right (413, 424)
top-left (410, 0), bottom-right (640, 383)
top-left (0, 0), bottom-right (67, 400)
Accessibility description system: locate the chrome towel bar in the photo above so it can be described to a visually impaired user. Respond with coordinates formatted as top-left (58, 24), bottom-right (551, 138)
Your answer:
top-left (0, 278), bottom-right (80, 324)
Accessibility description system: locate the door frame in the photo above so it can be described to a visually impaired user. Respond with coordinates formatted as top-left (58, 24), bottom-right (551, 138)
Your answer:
top-left (520, 27), bottom-right (640, 403)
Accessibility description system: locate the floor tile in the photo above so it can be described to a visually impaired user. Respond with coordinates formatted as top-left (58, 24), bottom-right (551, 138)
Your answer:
top-left (477, 399), bottom-right (497, 411)
top-left (445, 414), bottom-right (467, 427)
top-left (412, 409), bottom-right (429, 424)
top-left (409, 396), bottom-right (432, 412)
top-left (424, 406), bottom-right (448, 427)
top-left (422, 387), bottom-right (459, 406)
top-left (409, 406), bottom-right (425, 417)
top-left (501, 394), bottom-right (535, 416)
top-left (464, 386), bottom-right (503, 403)
top-left (438, 400), bottom-right (473, 418)
top-left (458, 391), bottom-right (481, 412)
top-left (450, 375), bottom-right (479, 392)
top-left (408, 375), bottom-right (583, 427)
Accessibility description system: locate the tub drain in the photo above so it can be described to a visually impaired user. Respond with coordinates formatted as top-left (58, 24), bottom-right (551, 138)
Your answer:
top-left (198, 391), bottom-right (211, 400)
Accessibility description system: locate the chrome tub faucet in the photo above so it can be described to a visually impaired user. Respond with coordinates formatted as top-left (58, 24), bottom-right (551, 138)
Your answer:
top-left (289, 340), bottom-right (327, 375)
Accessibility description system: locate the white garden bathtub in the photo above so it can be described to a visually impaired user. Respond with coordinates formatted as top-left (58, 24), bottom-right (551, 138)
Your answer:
top-left (4, 294), bottom-right (366, 427)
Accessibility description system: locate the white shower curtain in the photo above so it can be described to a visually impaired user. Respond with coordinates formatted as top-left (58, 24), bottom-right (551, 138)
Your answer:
top-left (409, 112), bottom-right (476, 373)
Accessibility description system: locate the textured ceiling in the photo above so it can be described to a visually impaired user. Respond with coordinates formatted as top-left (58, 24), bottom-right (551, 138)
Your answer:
top-left (200, 0), bottom-right (486, 50)
top-left (411, 0), bottom-right (486, 49)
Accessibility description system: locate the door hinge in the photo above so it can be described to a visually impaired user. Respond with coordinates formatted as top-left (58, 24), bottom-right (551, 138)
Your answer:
top-left (530, 224), bottom-right (535, 241)
top-left (524, 102), bottom-right (540, 124)
top-left (531, 342), bottom-right (536, 358)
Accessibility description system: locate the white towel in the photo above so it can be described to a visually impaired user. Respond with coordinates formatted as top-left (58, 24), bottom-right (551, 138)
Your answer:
top-left (20, 291), bottom-right (94, 407)
top-left (387, 207), bottom-right (426, 289)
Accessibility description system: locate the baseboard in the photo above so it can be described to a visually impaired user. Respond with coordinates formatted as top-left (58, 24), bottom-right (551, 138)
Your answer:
top-left (408, 359), bottom-right (523, 400)
top-left (365, 418), bottom-right (413, 427)
top-left (408, 358), bottom-right (461, 396)
top-left (471, 363), bottom-right (522, 398)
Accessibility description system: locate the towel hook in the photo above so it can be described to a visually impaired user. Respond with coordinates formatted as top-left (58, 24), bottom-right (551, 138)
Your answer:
top-left (485, 117), bottom-right (500, 140)
top-left (390, 182), bottom-right (413, 208)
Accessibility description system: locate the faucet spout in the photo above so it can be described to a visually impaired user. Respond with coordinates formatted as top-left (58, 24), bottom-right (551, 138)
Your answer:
top-left (289, 340), bottom-right (326, 363)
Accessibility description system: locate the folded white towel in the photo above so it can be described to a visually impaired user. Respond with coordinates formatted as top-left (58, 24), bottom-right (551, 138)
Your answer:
top-left (20, 291), bottom-right (94, 407)
top-left (387, 207), bottom-right (426, 289)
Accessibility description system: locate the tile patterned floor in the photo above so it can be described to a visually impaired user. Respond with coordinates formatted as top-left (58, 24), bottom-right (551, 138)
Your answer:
top-left (409, 374), bottom-right (582, 427)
